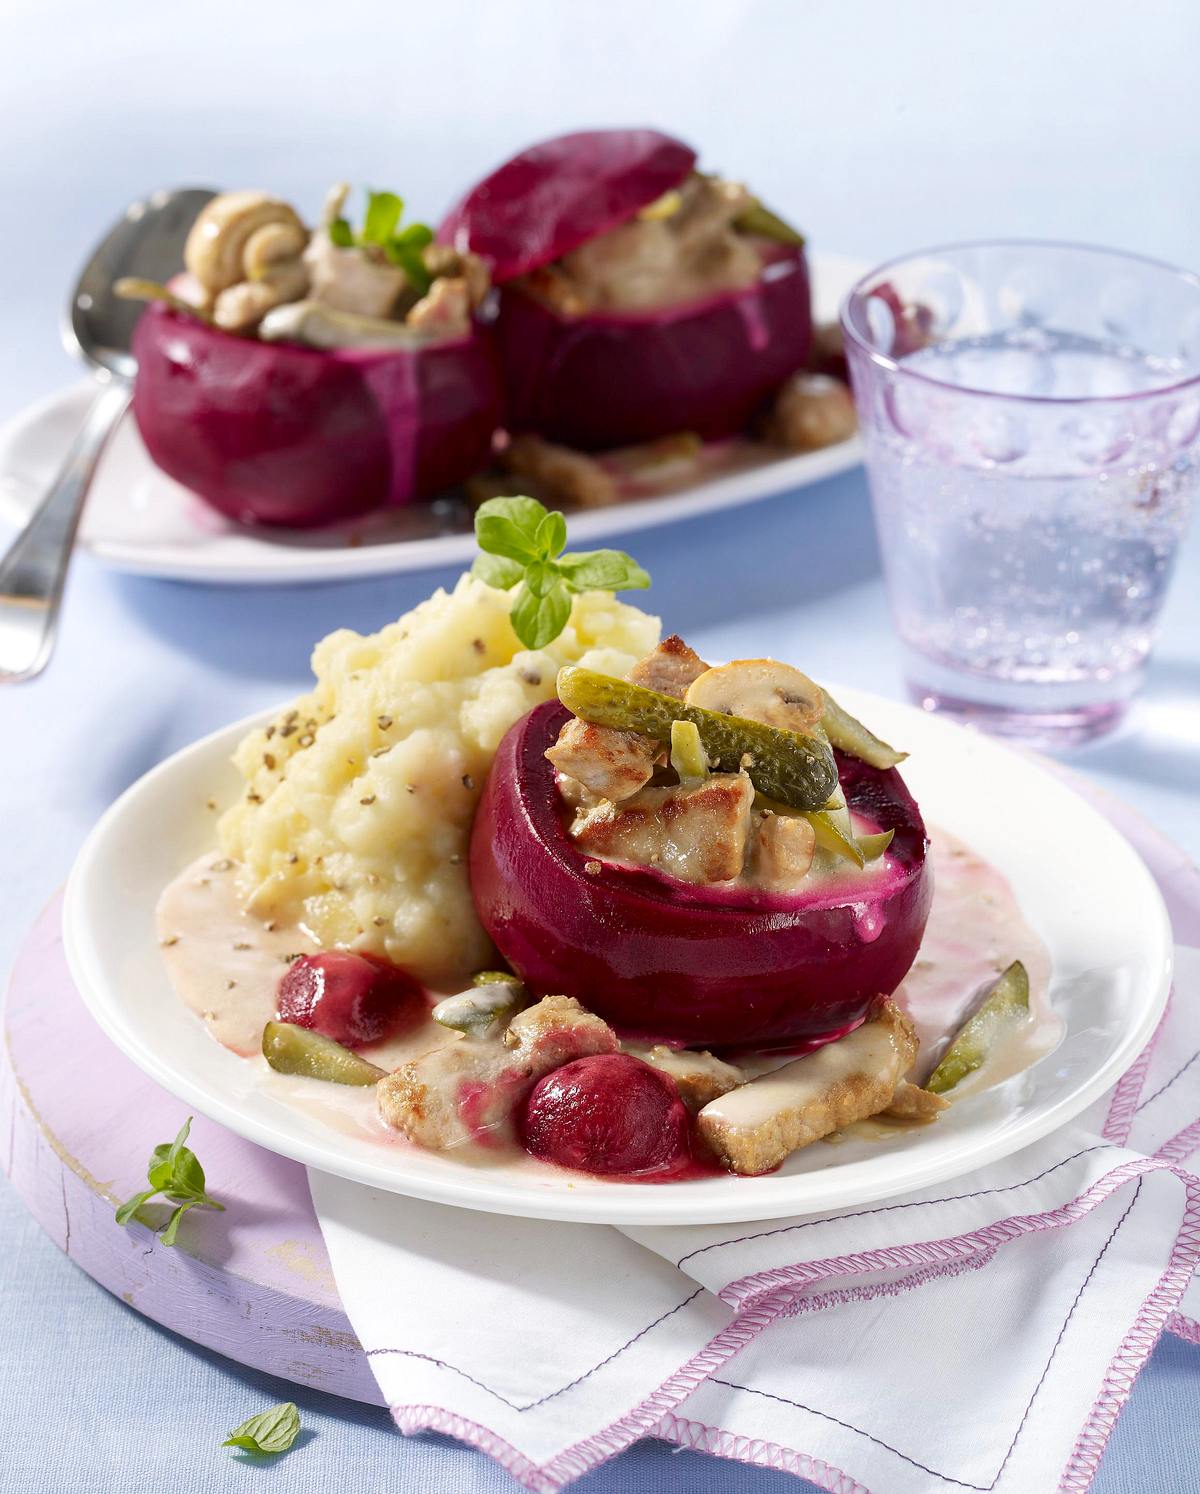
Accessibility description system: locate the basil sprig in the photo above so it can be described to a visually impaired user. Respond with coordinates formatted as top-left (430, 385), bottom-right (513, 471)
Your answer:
top-left (223, 1402), bottom-right (302, 1455)
top-left (328, 188), bottom-right (434, 294)
top-left (114, 1116), bottom-right (224, 1247)
top-left (471, 496), bottom-right (650, 650)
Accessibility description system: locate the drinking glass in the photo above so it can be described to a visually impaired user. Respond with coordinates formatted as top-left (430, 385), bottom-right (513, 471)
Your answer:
top-left (842, 241), bottom-right (1200, 743)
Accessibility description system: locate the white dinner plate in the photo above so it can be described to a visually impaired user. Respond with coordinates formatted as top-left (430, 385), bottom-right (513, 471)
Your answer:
top-left (64, 686), bottom-right (1172, 1226)
top-left (0, 253), bottom-right (865, 586)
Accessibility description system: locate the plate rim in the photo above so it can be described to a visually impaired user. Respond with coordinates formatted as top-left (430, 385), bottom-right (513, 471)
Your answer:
top-left (62, 686), bottom-right (1174, 1226)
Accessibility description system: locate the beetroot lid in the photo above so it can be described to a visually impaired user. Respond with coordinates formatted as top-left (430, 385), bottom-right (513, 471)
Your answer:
top-left (438, 128), bottom-right (697, 283)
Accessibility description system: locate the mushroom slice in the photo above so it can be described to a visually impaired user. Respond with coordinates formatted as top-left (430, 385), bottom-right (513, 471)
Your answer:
top-left (685, 659), bottom-right (825, 734)
top-left (184, 191), bottom-right (308, 294)
top-left (697, 999), bottom-right (919, 1175)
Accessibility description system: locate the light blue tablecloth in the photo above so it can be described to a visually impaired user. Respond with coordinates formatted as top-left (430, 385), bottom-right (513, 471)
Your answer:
top-left (3, 2), bottom-right (1200, 1486)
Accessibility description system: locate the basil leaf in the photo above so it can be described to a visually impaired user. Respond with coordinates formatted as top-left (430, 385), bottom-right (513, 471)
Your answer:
top-left (363, 191), bottom-right (403, 245)
top-left (114, 1190), bottom-right (154, 1227)
top-left (115, 1115), bottom-right (222, 1244)
top-left (223, 1402), bottom-right (301, 1456)
top-left (385, 240), bottom-right (432, 295)
top-left (471, 553), bottom-right (524, 590)
top-left (166, 1147), bottom-right (214, 1202)
top-left (475, 497), bottom-right (550, 562)
top-left (160, 1199), bottom-right (197, 1248)
top-left (395, 222), bottom-right (434, 249)
top-left (557, 549), bottom-right (651, 592)
top-left (535, 510), bottom-right (568, 559)
top-left (524, 559), bottom-right (559, 598)
top-left (511, 580), bottom-right (572, 650)
top-left (165, 1116), bottom-right (192, 1171)
top-left (328, 218), bottom-right (355, 249)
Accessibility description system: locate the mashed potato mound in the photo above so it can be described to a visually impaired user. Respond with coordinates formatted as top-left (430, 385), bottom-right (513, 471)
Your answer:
top-left (218, 575), bottom-right (659, 988)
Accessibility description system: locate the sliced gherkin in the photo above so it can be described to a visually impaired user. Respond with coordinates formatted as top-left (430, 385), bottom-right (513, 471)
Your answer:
top-left (857, 828), bottom-right (895, 862)
top-left (556, 666), bottom-right (837, 811)
top-left (433, 982), bottom-right (525, 1039)
top-left (803, 809), bottom-right (865, 868)
top-left (734, 201), bottom-right (805, 247)
top-left (670, 719), bottom-right (708, 780)
top-left (262, 1021), bottom-right (385, 1086)
top-left (820, 689), bottom-right (907, 769)
top-left (926, 962), bottom-right (1030, 1096)
top-left (472, 970), bottom-right (520, 986)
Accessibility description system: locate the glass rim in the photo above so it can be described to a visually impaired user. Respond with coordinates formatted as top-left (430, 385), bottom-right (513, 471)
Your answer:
top-left (839, 237), bottom-right (1200, 406)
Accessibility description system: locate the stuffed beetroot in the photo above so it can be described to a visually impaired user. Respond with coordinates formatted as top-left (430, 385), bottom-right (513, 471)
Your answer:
top-left (126, 185), bottom-right (503, 527)
top-left (470, 682), bottom-right (932, 1050)
top-left (439, 129), bottom-right (813, 449)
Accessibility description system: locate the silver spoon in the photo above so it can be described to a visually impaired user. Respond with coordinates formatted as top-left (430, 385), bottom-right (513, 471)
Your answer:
top-left (0, 186), bottom-right (215, 682)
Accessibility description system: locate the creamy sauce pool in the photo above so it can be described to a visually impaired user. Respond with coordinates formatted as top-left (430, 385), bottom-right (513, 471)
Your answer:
top-left (156, 825), bottom-right (1060, 1155)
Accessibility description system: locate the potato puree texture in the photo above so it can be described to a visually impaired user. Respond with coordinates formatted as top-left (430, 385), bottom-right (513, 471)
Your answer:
top-left (218, 575), bottom-right (659, 987)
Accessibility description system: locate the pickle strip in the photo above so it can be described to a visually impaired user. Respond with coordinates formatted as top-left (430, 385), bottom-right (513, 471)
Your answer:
top-left (262, 1021), bottom-right (385, 1086)
top-left (557, 665), bottom-right (837, 811)
top-left (820, 689), bottom-right (907, 769)
top-left (926, 961), bottom-right (1030, 1095)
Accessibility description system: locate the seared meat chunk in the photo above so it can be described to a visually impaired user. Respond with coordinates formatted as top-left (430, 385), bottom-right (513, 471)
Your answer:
top-left (571, 772), bottom-right (754, 883)
top-left (751, 813), bottom-right (817, 887)
top-left (628, 1044), bottom-right (745, 1113)
top-left (883, 1080), bottom-right (949, 1123)
top-left (503, 435), bottom-right (618, 510)
top-left (697, 1000), bottom-right (919, 1174)
top-left (627, 634), bottom-right (709, 698)
top-left (545, 636), bottom-right (708, 802)
top-left (377, 995), bottom-right (618, 1150)
top-left (406, 275), bottom-right (472, 336)
top-left (546, 720), bottom-right (659, 802)
top-left (304, 229), bottom-right (407, 319)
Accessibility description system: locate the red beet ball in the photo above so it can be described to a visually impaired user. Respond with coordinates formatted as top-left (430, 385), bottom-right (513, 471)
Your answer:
top-left (276, 952), bottom-right (422, 1048)
top-left (522, 1053), bottom-right (691, 1176)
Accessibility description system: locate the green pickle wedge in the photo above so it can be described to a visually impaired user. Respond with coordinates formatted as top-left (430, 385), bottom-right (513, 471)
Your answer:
top-left (819, 689), bottom-right (907, 770)
top-left (557, 665), bottom-right (837, 811)
top-left (926, 961), bottom-right (1030, 1095)
top-left (262, 1021), bottom-right (386, 1087)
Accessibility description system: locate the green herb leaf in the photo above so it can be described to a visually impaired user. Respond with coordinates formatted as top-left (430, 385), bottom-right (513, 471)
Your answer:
top-left (160, 1199), bottom-right (197, 1248)
top-left (471, 497), bottom-right (652, 649)
top-left (362, 190), bottom-right (403, 245)
top-left (115, 1116), bottom-right (223, 1245)
top-left (511, 579), bottom-right (573, 650)
top-left (470, 553), bottom-right (524, 590)
top-left (222, 1402), bottom-right (302, 1456)
top-left (557, 550), bottom-right (651, 592)
top-left (328, 218), bottom-right (355, 249)
top-left (524, 559), bottom-right (559, 598)
top-left (395, 222), bottom-right (434, 249)
top-left (535, 509), bottom-right (568, 559)
top-left (475, 496), bottom-right (551, 563)
top-left (114, 1190), bottom-right (155, 1227)
top-left (385, 239), bottom-right (432, 294)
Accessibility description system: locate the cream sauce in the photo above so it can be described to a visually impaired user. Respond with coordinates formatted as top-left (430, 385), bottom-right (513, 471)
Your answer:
top-left (156, 822), bottom-right (1060, 1161)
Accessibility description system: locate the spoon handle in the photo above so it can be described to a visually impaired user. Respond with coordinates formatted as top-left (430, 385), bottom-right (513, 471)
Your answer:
top-left (0, 377), bottom-right (132, 683)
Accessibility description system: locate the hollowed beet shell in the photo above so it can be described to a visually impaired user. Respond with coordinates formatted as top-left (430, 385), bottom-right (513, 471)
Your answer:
top-left (439, 128), bottom-right (697, 284)
top-left (440, 127), bottom-right (813, 449)
top-left (470, 702), bottom-right (932, 1049)
top-left (131, 305), bottom-right (503, 528)
top-left (494, 254), bottom-right (812, 448)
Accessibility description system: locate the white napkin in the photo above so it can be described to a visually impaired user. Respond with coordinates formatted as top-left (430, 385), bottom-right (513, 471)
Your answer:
top-left (309, 945), bottom-right (1200, 1493)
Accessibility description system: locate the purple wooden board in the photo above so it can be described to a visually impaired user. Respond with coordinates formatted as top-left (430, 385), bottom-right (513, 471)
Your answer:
top-left (2, 768), bottom-right (1197, 1402)
top-left (1, 898), bottom-right (384, 1405)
